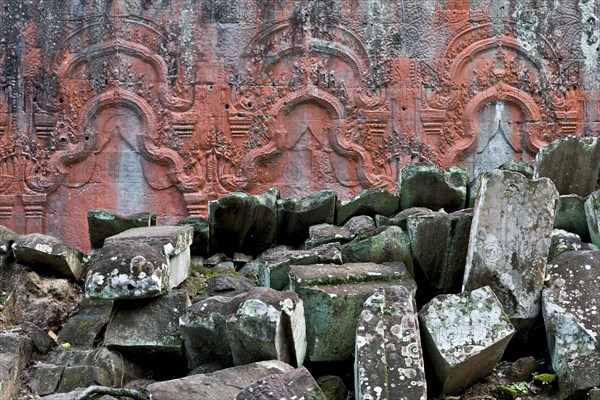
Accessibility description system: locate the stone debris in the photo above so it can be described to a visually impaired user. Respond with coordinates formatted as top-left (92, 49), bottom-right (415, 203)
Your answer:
top-left (12, 233), bottom-right (85, 281)
top-left (87, 209), bottom-right (155, 249)
top-left (58, 298), bottom-right (114, 349)
top-left (180, 287), bottom-right (305, 369)
top-left (355, 286), bottom-right (427, 400)
top-left (498, 159), bottom-right (535, 179)
top-left (227, 287), bottom-right (306, 367)
top-left (341, 226), bottom-right (413, 276)
top-left (0, 333), bottom-right (32, 400)
top-left (209, 188), bottom-right (279, 257)
top-left (0, 226), bottom-right (19, 267)
top-left (548, 229), bottom-right (587, 261)
top-left (407, 209), bottom-right (472, 300)
top-left (22, 321), bottom-right (56, 354)
top-left (277, 190), bottom-right (336, 247)
top-left (147, 360), bottom-right (293, 400)
top-left (585, 191), bottom-right (600, 248)
top-left (29, 348), bottom-right (141, 395)
top-left (398, 163), bottom-right (467, 212)
top-left (419, 286), bottom-right (515, 395)
top-left (534, 136), bottom-right (600, 197)
top-left (463, 170), bottom-right (558, 334)
top-left (289, 262), bottom-right (415, 362)
top-left (542, 250), bottom-right (600, 399)
top-left (316, 375), bottom-right (348, 400)
top-left (85, 226), bottom-right (193, 299)
top-left (235, 366), bottom-right (326, 400)
top-left (205, 274), bottom-right (256, 298)
top-left (104, 290), bottom-right (189, 363)
top-left (256, 243), bottom-right (343, 290)
top-left (305, 223), bottom-right (354, 249)
top-left (375, 207), bottom-right (435, 229)
top-left (336, 188), bottom-right (399, 225)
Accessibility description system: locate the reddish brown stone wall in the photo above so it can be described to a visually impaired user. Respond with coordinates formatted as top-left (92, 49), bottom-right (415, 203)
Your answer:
top-left (0, 0), bottom-right (597, 250)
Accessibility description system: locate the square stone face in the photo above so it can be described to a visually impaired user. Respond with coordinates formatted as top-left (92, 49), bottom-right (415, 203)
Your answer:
top-left (419, 287), bottom-right (515, 394)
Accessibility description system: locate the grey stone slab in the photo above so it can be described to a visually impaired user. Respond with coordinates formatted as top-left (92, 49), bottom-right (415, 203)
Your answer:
top-left (59, 298), bottom-right (114, 349)
top-left (87, 208), bottom-right (155, 249)
top-left (542, 250), bottom-right (600, 399)
top-left (463, 170), bottom-right (558, 334)
top-left (336, 188), bottom-right (399, 225)
top-left (235, 366), bottom-right (325, 400)
top-left (355, 286), bottom-right (427, 400)
top-left (0, 333), bottom-right (32, 400)
top-left (12, 234), bottom-right (85, 281)
top-left (419, 287), bottom-right (515, 395)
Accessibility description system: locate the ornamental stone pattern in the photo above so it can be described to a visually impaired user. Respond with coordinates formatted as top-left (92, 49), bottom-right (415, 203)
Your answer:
top-left (0, 0), bottom-right (596, 249)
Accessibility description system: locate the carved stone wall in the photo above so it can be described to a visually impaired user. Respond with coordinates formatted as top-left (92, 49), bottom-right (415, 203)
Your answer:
top-left (0, 0), bottom-right (597, 250)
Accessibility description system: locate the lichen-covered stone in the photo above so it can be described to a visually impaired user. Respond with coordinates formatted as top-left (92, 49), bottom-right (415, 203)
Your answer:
top-left (463, 170), bottom-right (558, 334)
top-left (209, 188), bottom-right (279, 257)
top-left (87, 209), bottom-right (155, 249)
top-left (277, 190), bottom-right (336, 247)
top-left (147, 360), bottom-right (293, 400)
top-left (85, 242), bottom-right (173, 299)
top-left (86, 226), bottom-right (193, 299)
top-left (542, 250), bottom-right (600, 399)
top-left (398, 163), bottom-right (467, 212)
top-left (554, 194), bottom-right (589, 241)
top-left (355, 286), bottom-right (427, 400)
top-left (257, 243), bottom-right (343, 290)
top-left (419, 287), bottom-right (515, 395)
top-left (178, 216), bottom-right (210, 257)
top-left (0, 333), bottom-right (32, 400)
top-left (534, 136), bottom-right (600, 197)
top-left (29, 363), bottom-right (64, 396)
top-left (336, 188), bottom-right (399, 225)
top-left (0, 225), bottom-right (19, 266)
top-left (58, 298), bottom-right (113, 349)
top-left (305, 223), bottom-right (354, 249)
top-left (407, 209), bottom-right (472, 300)
top-left (12, 233), bottom-right (85, 281)
top-left (289, 262), bottom-right (415, 362)
top-left (548, 229), bottom-right (588, 261)
top-left (341, 226), bottom-right (413, 276)
top-left (104, 290), bottom-right (189, 358)
top-left (235, 366), bottom-right (326, 400)
top-left (180, 292), bottom-right (246, 370)
top-left (227, 288), bottom-right (306, 367)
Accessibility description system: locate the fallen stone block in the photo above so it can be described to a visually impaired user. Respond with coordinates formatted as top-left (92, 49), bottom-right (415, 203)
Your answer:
top-left (147, 360), bottom-right (293, 400)
top-left (407, 209), bottom-right (472, 299)
top-left (317, 375), bottom-right (348, 400)
top-left (178, 216), bottom-right (210, 257)
top-left (104, 290), bottom-right (189, 362)
top-left (0, 225), bottom-right (18, 267)
top-left (341, 226), bottom-right (413, 276)
top-left (343, 215), bottom-right (376, 236)
top-left (277, 190), bottom-right (336, 247)
top-left (585, 191), bottom-right (600, 248)
top-left (336, 188), bottom-right (399, 225)
top-left (180, 292), bottom-right (246, 370)
top-left (22, 321), bottom-right (56, 354)
top-left (375, 207), bottom-right (435, 229)
top-left (209, 188), bottom-right (279, 257)
top-left (0, 333), bottom-right (32, 400)
top-left (206, 274), bottom-right (256, 298)
top-left (305, 223), bottom-right (354, 249)
top-left (58, 298), bottom-right (114, 349)
top-left (236, 366), bottom-right (325, 400)
top-left (289, 262), bottom-right (415, 362)
top-left (85, 225), bottom-right (193, 299)
top-left (548, 229), bottom-right (588, 261)
top-left (398, 163), bottom-right (467, 212)
top-left (31, 347), bottom-right (141, 394)
top-left (227, 287), bottom-right (306, 367)
top-left (463, 170), bottom-right (558, 334)
top-left (419, 286), bottom-right (515, 395)
top-left (355, 286), bottom-right (427, 400)
top-left (555, 194), bottom-right (589, 241)
top-left (12, 234), bottom-right (85, 281)
top-left (542, 250), bottom-right (600, 399)
top-left (87, 208), bottom-right (155, 249)
top-left (534, 136), bottom-right (600, 196)
top-left (498, 159), bottom-right (534, 178)
top-left (257, 243), bottom-right (343, 290)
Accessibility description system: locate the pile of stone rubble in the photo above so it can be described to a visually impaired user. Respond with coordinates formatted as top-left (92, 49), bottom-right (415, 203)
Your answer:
top-left (0, 136), bottom-right (599, 400)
